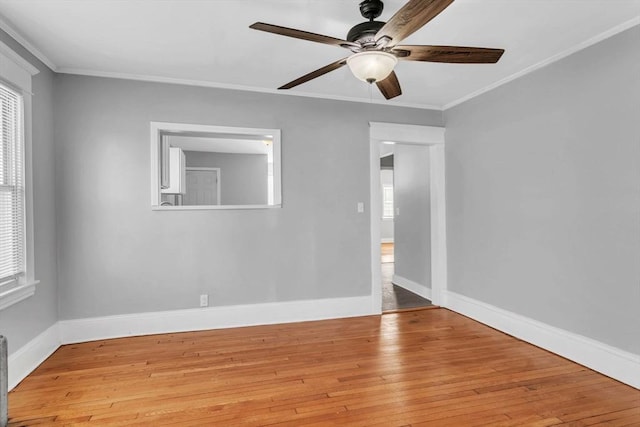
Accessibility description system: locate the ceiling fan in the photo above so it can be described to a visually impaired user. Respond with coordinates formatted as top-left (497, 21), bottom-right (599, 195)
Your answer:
top-left (250, 0), bottom-right (504, 100)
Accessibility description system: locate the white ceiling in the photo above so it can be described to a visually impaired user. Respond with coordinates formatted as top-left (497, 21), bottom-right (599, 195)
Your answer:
top-left (0, 0), bottom-right (638, 109)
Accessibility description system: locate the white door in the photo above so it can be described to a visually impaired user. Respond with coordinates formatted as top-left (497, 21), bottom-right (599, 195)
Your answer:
top-left (184, 169), bottom-right (219, 205)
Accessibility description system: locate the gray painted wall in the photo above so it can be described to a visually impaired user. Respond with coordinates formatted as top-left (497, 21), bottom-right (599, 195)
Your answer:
top-left (380, 168), bottom-right (394, 242)
top-left (0, 30), bottom-right (57, 355)
top-left (185, 151), bottom-right (268, 205)
top-left (444, 26), bottom-right (640, 354)
top-left (54, 74), bottom-right (442, 319)
top-left (393, 144), bottom-right (431, 288)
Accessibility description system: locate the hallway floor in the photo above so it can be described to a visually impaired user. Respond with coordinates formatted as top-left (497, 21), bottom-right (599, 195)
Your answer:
top-left (381, 243), bottom-right (433, 312)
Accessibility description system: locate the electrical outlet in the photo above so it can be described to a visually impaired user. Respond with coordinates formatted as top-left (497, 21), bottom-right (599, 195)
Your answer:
top-left (199, 294), bottom-right (208, 307)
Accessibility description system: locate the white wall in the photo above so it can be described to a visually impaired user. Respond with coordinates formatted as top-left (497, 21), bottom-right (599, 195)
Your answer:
top-left (444, 25), bottom-right (640, 354)
top-left (393, 144), bottom-right (431, 290)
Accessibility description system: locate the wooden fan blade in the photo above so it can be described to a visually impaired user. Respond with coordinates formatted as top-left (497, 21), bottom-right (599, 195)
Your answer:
top-left (394, 45), bottom-right (505, 63)
top-left (250, 22), bottom-right (358, 49)
top-left (279, 58), bottom-right (348, 90)
top-left (376, 71), bottom-right (402, 100)
top-left (375, 0), bottom-right (454, 47)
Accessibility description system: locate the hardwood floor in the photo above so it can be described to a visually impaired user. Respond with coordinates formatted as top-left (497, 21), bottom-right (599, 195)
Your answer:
top-left (8, 309), bottom-right (639, 426)
top-left (381, 242), bottom-right (394, 264)
top-left (381, 243), bottom-right (433, 312)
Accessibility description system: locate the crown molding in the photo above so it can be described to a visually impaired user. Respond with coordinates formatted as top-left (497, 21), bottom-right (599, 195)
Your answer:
top-left (0, 14), bottom-right (57, 71)
top-left (444, 17), bottom-right (640, 111)
top-left (56, 67), bottom-right (444, 111)
top-left (1, 7), bottom-right (636, 112)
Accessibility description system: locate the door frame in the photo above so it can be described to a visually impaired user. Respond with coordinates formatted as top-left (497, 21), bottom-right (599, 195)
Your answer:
top-left (369, 122), bottom-right (447, 313)
top-left (185, 167), bottom-right (221, 205)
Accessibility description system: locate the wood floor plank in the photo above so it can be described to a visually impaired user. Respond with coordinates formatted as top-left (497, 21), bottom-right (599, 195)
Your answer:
top-left (571, 408), bottom-right (640, 426)
top-left (8, 308), bottom-right (639, 426)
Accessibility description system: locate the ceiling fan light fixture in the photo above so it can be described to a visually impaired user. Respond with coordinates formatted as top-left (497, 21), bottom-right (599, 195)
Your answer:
top-left (251, 0), bottom-right (504, 100)
top-left (347, 51), bottom-right (397, 83)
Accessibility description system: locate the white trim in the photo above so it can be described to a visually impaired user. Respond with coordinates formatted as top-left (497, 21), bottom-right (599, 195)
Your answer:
top-left (0, 39), bottom-right (38, 96)
top-left (444, 17), bottom-right (640, 110)
top-left (59, 296), bottom-right (374, 345)
top-left (0, 17), bottom-right (56, 72)
top-left (429, 143), bottom-right (447, 304)
top-left (7, 323), bottom-right (60, 390)
top-left (58, 67), bottom-right (442, 111)
top-left (0, 281), bottom-right (38, 311)
top-left (444, 291), bottom-right (640, 389)
top-left (370, 140), bottom-right (383, 314)
top-left (369, 123), bottom-right (446, 312)
top-left (0, 40), bottom-right (39, 312)
top-left (9, 293), bottom-right (639, 392)
top-left (369, 122), bottom-right (445, 145)
top-left (380, 238), bottom-right (394, 244)
top-left (7, 296), bottom-right (374, 390)
top-left (0, 13), bottom-right (635, 111)
top-left (54, 15), bottom-right (640, 111)
top-left (151, 204), bottom-right (281, 211)
top-left (22, 86), bottom-right (37, 301)
top-left (392, 275), bottom-right (432, 301)
top-left (0, 40), bottom-right (39, 79)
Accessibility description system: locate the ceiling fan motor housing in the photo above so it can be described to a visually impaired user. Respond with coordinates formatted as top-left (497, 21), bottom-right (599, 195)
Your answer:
top-left (349, 0), bottom-right (386, 46)
top-left (347, 20), bottom-right (385, 46)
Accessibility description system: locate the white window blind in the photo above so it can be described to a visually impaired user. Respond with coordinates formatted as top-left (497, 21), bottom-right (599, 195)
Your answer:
top-left (0, 82), bottom-right (25, 292)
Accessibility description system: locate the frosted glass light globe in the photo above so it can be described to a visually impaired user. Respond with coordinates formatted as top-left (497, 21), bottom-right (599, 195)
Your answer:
top-left (347, 51), bottom-right (398, 83)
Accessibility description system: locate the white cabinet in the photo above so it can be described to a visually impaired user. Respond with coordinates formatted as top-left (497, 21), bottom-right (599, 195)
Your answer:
top-left (161, 147), bottom-right (186, 194)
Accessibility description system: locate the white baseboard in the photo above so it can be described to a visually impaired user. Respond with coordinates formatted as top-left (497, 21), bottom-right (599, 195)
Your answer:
top-left (59, 295), bottom-right (374, 345)
top-left (444, 291), bottom-right (640, 389)
top-left (381, 238), bottom-right (394, 243)
top-left (8, 323), bottom-right (61, 390)
top-left (7, 296), bottom-right (374, 390)
top-left (392, 274), bottom-right (432, 300)
top-left (12, 292), bottom-right (638, 393)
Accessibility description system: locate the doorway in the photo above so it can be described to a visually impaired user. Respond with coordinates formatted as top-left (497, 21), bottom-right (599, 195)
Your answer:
top-left (369, 122), bottom-right (447, 314)
top-left (379, 145), bottom-right (433, 312)
top-left (184, 167), bottom-right (220, 206)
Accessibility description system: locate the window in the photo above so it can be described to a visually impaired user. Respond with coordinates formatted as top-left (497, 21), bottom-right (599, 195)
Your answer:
top-left (0, 83), bottom-right (25, 295)
top-left (382, 185), bottom-right (394, 219)
top-left (0, 40), bottom-right (39, 310)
